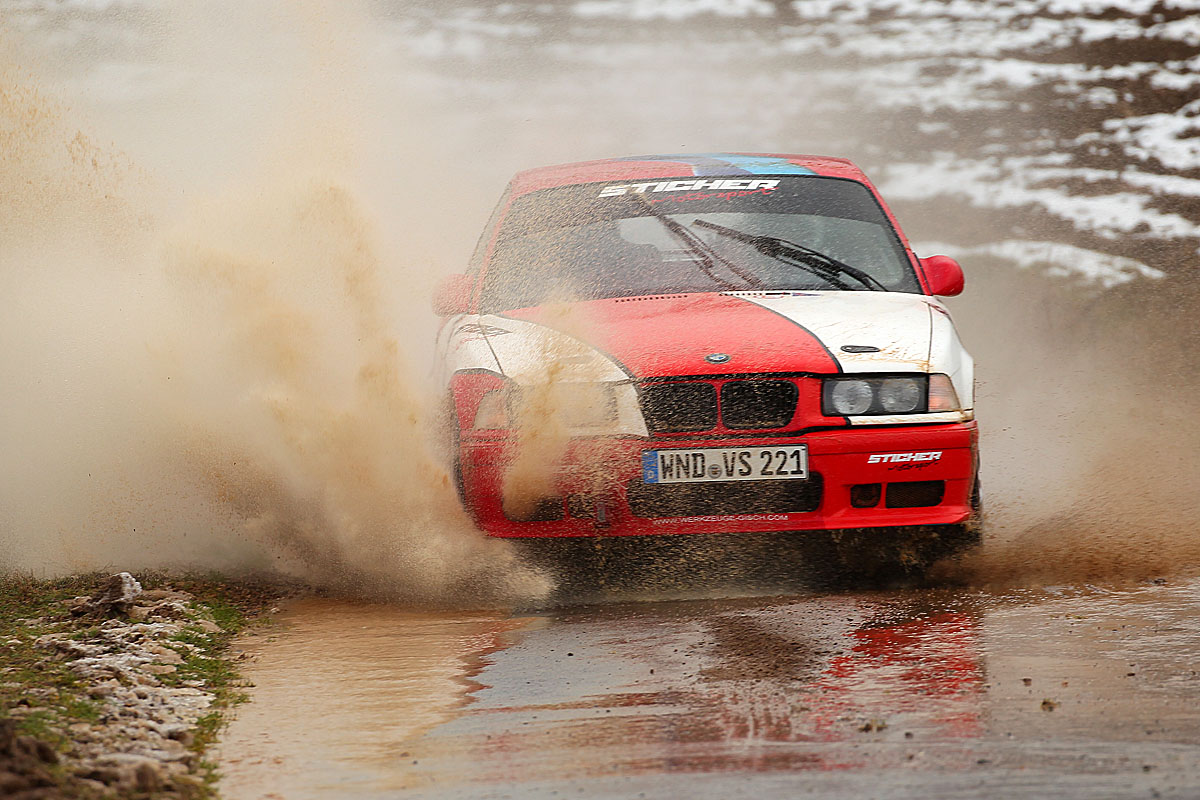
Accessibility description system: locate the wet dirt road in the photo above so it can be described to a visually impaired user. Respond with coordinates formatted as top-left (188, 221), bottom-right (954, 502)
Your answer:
top-left (217, 577), bottom-right (1200, 799)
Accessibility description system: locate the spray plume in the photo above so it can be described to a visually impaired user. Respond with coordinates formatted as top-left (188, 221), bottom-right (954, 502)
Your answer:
top-left (0, 3), bottom-right (550, 604)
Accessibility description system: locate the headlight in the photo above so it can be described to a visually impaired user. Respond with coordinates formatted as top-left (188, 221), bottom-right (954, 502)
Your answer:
top-left (878, 377), bottom-right (923, 413)
top-left (823, 374), bottom-right (961, 416)
top-left (473, 382), bottom-right (620, 431)
top-left (541, 382), bottom-right (618, 430)
top-left (828, 379), bottom-right (873, 415)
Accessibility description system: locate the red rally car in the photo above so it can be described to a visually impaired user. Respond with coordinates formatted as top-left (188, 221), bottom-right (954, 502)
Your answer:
top-left (433, 153), bottom-right (979, 571)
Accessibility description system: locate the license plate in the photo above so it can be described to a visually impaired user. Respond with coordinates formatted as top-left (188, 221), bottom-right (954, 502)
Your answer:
top-left (641, 445), bottom-right (809, 484)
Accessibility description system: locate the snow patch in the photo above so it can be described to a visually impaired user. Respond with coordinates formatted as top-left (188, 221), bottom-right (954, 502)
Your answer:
top-left (881, 157), bottom-right (1200, 241)
top-left (573, 0), bottom-right (775, 19)
top-left (1097, 99), bottom-right (1200, 172)
top-left (920, 239), bottom-right (1165, 288)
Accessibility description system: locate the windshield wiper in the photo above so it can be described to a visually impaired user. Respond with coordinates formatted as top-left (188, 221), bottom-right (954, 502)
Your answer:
top-left (632, 196), bottom-right (763, 290)
top-left (692, 219), bottom-right (888, 292)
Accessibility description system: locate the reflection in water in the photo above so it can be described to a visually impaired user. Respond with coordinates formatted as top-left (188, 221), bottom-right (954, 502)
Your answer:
top-left (409, 593), bottom-right (988, 784)
top-left (809, 611), bottom-right (985, 742)
top-left (219, 582), bottom-right (1200, 798)
top-left (217, 599), bottom-right (529, 800)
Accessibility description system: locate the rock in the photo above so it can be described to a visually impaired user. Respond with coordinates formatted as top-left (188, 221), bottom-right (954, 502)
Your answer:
top-left (133, 760), bottom-right (164, 792)
top-left (148, 601), bottom-right (189, 621)
top-left (39, 638), bottom-right (102, 659)
top-left (65, 596), bottom-right (93, 617)
top-left (77, 765), bottom-right (123, 785)
top-left (143, 741), bottom-right (190, 762)
top-left (87, 681), bottom-right (118, 699)
top-left (197, 620), bottom-right (222, 634)
top-left (0, 718), bottom-right (16, 751)
top-left (139, 589), bottom-right (192, 603)
top-left (25, 738), bottom-right (58, 765)
top-left (0, 771), bottom-right (25, 793)
top-left (164, 727), bottom-right (194, 747)
top-left (128, 606), bottom-right (154, 622)
top-left (98, 573), bottom-right (142, 608)
top-left (146, 645), bottom-right (184, 665)
top-left (76, 778), bottom-right (111, 794)
top-left (143, 664), bottom-right (177, 676)
top-left (76, 573), bottom-right (143, 618)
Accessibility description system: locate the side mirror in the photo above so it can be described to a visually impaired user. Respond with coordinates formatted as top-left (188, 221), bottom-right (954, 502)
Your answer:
top-left (919, 255), bottom-right (964, 297)
top-left (432, 273), bottom-right (473, 316)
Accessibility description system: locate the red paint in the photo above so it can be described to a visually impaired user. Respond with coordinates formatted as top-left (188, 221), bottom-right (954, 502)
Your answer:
top-left (506, 293), bottom-right (841, 378)
top-left (459, 421), bottom-right (978, 538)
top-left (918, 255), bottom-right (966, 297)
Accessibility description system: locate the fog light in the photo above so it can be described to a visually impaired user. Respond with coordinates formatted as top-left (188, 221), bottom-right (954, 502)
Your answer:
top-left (885, 481), bottom-right (945, 509)
top-left (850, 483), bottom-right (882, 508)
top-left (568, 494), bottom-right (595, 518)
top-left (503, 496), bottom-right (564, 522)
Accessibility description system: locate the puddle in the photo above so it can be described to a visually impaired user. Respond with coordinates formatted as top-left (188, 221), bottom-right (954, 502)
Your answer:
top-left (216, 598), bottom-right (531, 799)
top-left (217, 582), bottom-right (1200, 798)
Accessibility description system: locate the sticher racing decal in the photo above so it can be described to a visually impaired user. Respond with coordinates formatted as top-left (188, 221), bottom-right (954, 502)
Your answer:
top-left (648, 185), bottom-right (777, 205)
top-left (597, 178), bottom-right (779, 197)
top-left (867, 451), bottom-right (943, 464)
top-left (615, 153), bottom-right (819, 176)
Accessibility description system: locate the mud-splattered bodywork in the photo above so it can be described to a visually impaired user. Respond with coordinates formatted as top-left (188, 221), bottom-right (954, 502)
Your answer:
top-left (435, 153), bottom-right (978, 539)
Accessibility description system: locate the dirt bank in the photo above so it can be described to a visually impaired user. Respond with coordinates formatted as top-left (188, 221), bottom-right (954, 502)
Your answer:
top-left (0, 573), bottom-right (285, 798)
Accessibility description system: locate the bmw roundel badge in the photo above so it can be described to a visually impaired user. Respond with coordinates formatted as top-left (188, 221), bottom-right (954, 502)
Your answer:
top-left (705, 353), bottom-right (731, 364)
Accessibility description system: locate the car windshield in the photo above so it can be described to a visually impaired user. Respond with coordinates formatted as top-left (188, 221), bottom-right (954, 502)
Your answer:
top-left (480, 175), bottom-right (919, 313)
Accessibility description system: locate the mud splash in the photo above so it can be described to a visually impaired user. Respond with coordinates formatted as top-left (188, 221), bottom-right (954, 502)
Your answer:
top-left (498, 303), bottom-right (630, 521)
top-left (942, 262), bottom-right (1200, 587)
top-left (0, 9), bottom-right (549, 603)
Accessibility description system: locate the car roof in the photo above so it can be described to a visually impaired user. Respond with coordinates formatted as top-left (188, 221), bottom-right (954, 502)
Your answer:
top-left (508, 153), bottom-right (872, 197)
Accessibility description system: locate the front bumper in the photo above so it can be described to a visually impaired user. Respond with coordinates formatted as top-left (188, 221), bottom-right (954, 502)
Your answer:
top-left (460, 421), bottom-right (978, 538)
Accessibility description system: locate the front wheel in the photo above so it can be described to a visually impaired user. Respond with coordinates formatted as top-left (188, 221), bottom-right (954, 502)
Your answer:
top-left (442, 396), bottom-right (467, 508)
top-left (796, 523), bottom-right (981, 587)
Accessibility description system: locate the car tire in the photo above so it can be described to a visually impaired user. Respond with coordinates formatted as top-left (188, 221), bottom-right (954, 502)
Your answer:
top-left (802, 524), bottom-right (980, 587)
top-left (444, 396), bottom-right (467, 507)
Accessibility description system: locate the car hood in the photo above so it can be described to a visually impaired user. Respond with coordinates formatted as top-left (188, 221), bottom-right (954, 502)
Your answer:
top-left (488, 291), bottom-right (936, 382)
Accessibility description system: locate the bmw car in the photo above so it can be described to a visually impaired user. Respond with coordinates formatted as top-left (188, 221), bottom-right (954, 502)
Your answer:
top-left (434, 153), bottom-right (979, 574)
